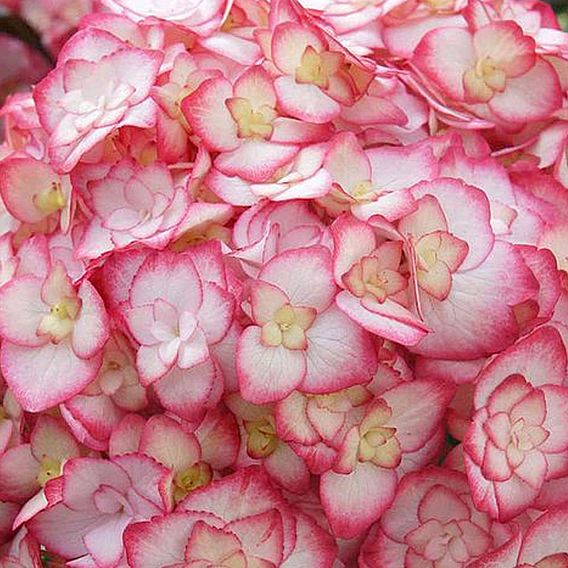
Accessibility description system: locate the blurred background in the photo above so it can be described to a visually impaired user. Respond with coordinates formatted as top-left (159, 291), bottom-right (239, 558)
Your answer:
top-left (550, 0), bottom-right (568, 27)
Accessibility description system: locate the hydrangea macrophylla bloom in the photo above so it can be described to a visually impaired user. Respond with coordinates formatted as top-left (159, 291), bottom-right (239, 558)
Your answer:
top-left (0, 156), bottom-right (73, 233)
top-left (225, 393), bottom-right (311, 493)
top-left (318, 379), bottom-right (452, 538)
top-left (359, 467), bottom-right (517, 568)
top-left (3, 0), bottom-right (568, 559)
top-left (399, 178), bottom-right (538, 359)
top-left (77, 158), bottom-right (189, 259)
top-left (60, 333), bottom-right (147, 451)
top-left (150, 51), bottom-right (220, 164)
top-left (124, 467), bottom-right (337, 568)
top-left (0, 262), bottom-right (109, 412)
top-left (110, 411), bottom-right (239, 502)
top-left (28, 455), bottom-right (172, 566)
top-left (412, 21), bottom-right (562, 126)
top-left (464, 326), bottom-right (568, 522)
top-left (468, 505), bottom-right (568, 568)
top-left (34, 29), bottom-right (163, 172)
top-left (261, 19), bottom-right (366, 124)
top-left (182, 67), bottom-right (331, 183)
top-left (121, 243), bottom-right (234, 419)
top-left (331, 214), bottom-right (429, 346)
top-left (319, 132), bottom-right (436, 220)
top-left (237, 246), bottom-right (377, 403)
top-left (123, 245), bottom-right (234, 383)
top-left (230, 200), bottom-right (331, 277)
top-left (0, 415), bottom-right (80, 504)
top-left (207, 142), bottom-right (333, 205)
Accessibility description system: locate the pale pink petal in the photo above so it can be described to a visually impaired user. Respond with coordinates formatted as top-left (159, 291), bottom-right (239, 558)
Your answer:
top-left (264, 443), bottom-right (310, 494)
top-left (250, 280), bottom-right (290, 325)
top-left (153, 360), bottom-right (218, 421)
top-left (0, 276), bottom-right (47, 347)
top-left (123, 513), bottom-right (193, 568)
top-left (31, 415), bottom-right (81, 463)
top-left (336, 291), bottom-right (428, 346)
top-left (129, 252), bottom-right (202, 314)
top-left (181, 77), bottom-right (238, 152)
top-left (324, 132), bottom-right (371, 194)
top-left (382, 380), bottom-right (452, 452)
top-left (0, 445), bottom-right (40, 502)
top-left (331, 215), bottom-right (376, 283)
top-left (84, 514), bottom-right (131, 567)
top-left (259, 246), bottom-right (336, 312)
top-left (237, 326), bottom-right (306, 404)
top-left (541, 385), bottom-right (568, 452)
top-left (320, 463), bottom-right (398, 539)
top-left (139, 415), bottom-right (201, 472)
top-left (412, 27), bottom-right (475, 100)
top-left (2, 341), bottom-right (101, 413)
top-left (215, 140), bottom-right (298, 183)
top-left (518, 508), bottom-right (568, 565)
top-left (490, 59), bottom-right (562, 124)
top-left (72, 280), bottom-right (109, 359)
top-left (302, 305), bottom-right (377, 393)
top-left (274, 76), bottom-right (341, 124)
top-left (227, 510), bottom-right (284, 565)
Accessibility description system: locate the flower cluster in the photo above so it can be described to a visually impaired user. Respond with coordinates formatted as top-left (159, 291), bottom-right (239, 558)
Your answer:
top-left (1, 0), bottom-right (568, 566)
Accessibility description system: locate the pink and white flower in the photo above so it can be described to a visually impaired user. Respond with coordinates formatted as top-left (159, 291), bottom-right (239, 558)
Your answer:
top-left (237, 246), bottom-right (377, 403)
top-left (318, 378), bottom-right (451, 538)
top-left (332, 214), bottom-right (429, 346)
top-left (464, 326), bottom-right (568, 521)
top-left (110, 410), bottom-right (239, 502)
top-left (226, 393), bottom-right (311, 494)
top-left (28, 455), bottom-right (172, 566)
top-left (120, 243), bottom-right (234, 419)
top-left (412, 21), bottom-right (562, 127)
top-left (359, 466), bottom-right (517, 568)
top-left (468, 505), bottom-right (568, 568)
top-left (0, 262), bottom-right (109, 412)
top-left (183, 66), bottom-right (326, 183)
top-left (319, 132), bottom-right (436, 220)
top-left (34, 29), bottom-right (163, 172)
top-left (399, 178), bottom-right (538, 359)
top-left (0, 156), bottom-right (73, 234)
top-left (124, 467), bottom-right (337, 568)
top-left (77, 158), bottom-right (189, 259)
top-left (230, 199), bottom-right (331, 277)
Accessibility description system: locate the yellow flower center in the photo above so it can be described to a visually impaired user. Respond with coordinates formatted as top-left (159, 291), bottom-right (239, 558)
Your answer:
top-left (227, 97), bottom-right (276, 139)
top-left (358, 401), bottom-right (402, 468)
top-left (260, 304), bottom-right (316, 350)
top-left (37, 456), bottom-right (63, 487)
top-left (463, 56), bottom-right (507, 103)
top-left (295, 45), bottom-right (344, 89)
top-left (174, 462), bottom-right (213, 502)
top-left (34, 182), bottom-right (66, 216)
top-left (38, 297), bottom-right (81, 342)
top-left (245, 418), bottom-right (278, 459)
